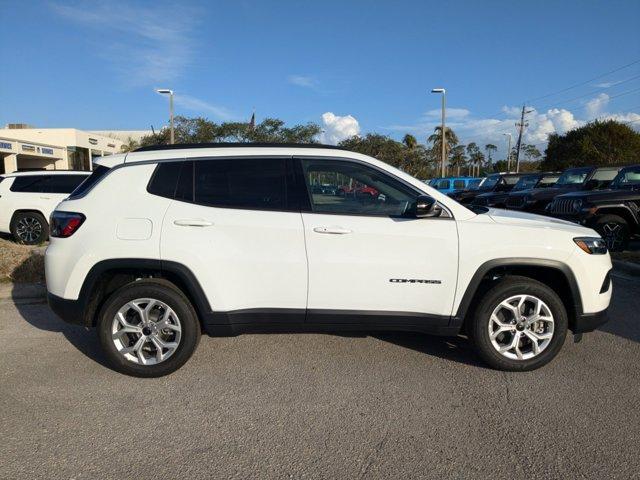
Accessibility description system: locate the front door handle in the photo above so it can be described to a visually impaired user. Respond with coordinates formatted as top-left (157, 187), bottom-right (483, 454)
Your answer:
top-left (173, 219), bottom-right (214, 227)
top-left (313, 226), bottom-right (352, 235)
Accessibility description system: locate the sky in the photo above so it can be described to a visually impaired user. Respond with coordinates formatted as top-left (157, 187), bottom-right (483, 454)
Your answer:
top-left (0, 0), bottom-right (639, 159)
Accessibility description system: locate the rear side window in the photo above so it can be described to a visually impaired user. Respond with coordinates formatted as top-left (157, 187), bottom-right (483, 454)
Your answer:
top-left (453, 179), bottom-right (465, 189)
top-left (10, 175), bottom-right (49, 192)
top-left (193, 158), bottom-right (290, 211)
top-left (436, 179), bottom-right (450, 190)
top-left (147, 162), bottom-right (183, 199)
top-left (68, 166), bottom-right (111, 199)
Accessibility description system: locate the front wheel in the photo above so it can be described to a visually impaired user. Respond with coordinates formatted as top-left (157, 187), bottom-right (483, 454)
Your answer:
top-left (97, 279), bottom-right (201, 377)
top-left (593, 214), bottom-right (630, 252)
top-left (468, 276), bottom-right (568, 371)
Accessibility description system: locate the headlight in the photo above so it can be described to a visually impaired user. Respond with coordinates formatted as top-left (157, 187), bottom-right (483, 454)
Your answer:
top-left (572, 199), bottom-right (582, 212)
top-left (574, 237), bottom-right (607, 254)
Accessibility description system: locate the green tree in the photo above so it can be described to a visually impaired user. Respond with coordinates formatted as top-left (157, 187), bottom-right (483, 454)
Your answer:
top-left (522, 144), bottom-right (542, 162)
top-left (428, 126), bottom-right (459, 174)
top-left (466, 142), bottom-right (485, 177)
top-left (541, 120), bottom-right (640, 170)
top-left (449, 144), bottom-right (467, 176)
top-left (484, 144), bottom-right (497, 168)
top-left (138, 115), bottom-right (321, 147)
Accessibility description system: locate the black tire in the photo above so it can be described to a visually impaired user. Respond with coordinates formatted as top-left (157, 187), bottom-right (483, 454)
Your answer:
top-left (10, 211), bottom-right (48, 245)
top-left (593, 214), bottom-right (630, 252)
top-left (97, 279), bottom-right (201, 377)
top-left (468, 276), bottom-right (568, 371)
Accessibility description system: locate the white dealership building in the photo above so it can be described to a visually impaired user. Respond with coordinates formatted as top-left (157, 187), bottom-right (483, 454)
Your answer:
top-left (0, 125), bottom-right (149, 174)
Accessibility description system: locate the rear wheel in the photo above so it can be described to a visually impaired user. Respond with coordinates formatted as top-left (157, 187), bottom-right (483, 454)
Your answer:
top-left (468, 276), bottom-right (568, 371)
top-left (594, 214), bottom-right (629, 252)
top-left (11, 211), bottom-right (48, 245)
top-left (97, 279), bottom-right (201, 377)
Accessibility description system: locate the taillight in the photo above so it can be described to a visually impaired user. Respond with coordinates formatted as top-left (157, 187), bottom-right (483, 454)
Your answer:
top-left (50, 212), bottom-right (86, 238)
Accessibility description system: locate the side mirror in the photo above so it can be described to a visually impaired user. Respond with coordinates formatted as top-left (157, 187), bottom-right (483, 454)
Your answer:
top-left (415, 195), bottom-right (439, 218)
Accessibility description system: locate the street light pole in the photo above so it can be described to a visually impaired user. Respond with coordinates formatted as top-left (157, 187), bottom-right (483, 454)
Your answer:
top-left (156, 89), bottom-right (174, 144)
top-left (431, 88), bottom-right (446, 178)
top-left (503, 133), bottom-right (512, 172)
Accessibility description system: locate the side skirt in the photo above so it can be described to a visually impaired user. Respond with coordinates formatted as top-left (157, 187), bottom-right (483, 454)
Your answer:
top-left (203, 308), bottom-right (460, 337)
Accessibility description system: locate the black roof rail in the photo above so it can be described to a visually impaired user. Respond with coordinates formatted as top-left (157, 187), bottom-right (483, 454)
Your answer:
top-left (133, 142), bottom-right (352, 152)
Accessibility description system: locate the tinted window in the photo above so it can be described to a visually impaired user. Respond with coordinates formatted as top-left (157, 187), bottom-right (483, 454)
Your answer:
top-left (436, 179), bottom-right (450, 190)
top-left (194, 158), bottom-right (289, 210)
top-left (10, 175), bottom-right (49, 192)
top-left (301, 158), bottom-right (417, 217)
top-left (47, 175), bottom-right (88, 193)
top-left (147, 162), bottom-right (183, 199)
top-left (69, 166), bottom-right (111, 199)
top-left (592, 168), bottom-right (619, 182)
top-left (453, 179), bottom-right (465, 189)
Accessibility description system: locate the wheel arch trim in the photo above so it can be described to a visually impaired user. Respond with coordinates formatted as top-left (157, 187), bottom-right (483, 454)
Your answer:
top-left (453, 258), bottom-right (582, 324)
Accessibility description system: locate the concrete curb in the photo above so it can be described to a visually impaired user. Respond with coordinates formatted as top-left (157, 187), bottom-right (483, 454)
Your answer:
top-left (612, 259), bottom-right (640, 277)
top-left (0, 282), bottom-right (46, 302)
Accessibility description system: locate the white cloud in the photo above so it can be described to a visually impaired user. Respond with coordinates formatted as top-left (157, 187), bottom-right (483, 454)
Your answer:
top-left (173, 94), bottom-right (235, 121)
top-left (425, 108), bottom-right (470, 119)
top-left (585, 93), bottom-right (610, 118)
top-left (288, 75), bottom-right (319, 88)
top-left (320, 112), bottom-right (360, 144)
top-left (50, 1), bottom-right (198, 87)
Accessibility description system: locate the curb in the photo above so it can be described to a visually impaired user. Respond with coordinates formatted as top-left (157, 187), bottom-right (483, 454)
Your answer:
top-left (0, 283), bottom-right (47, 302)
top-left (612, 259), bottom-right (640, 277)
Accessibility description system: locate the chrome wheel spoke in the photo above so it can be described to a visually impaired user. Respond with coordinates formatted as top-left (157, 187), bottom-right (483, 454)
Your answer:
top-left (111, 297), bottom-right (182, 366)
top-left (489, 294), bottom-right (555, 361)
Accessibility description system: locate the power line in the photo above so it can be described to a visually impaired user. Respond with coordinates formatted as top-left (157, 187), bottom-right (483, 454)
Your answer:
top-left (525, 58), bottom-right (640, 103)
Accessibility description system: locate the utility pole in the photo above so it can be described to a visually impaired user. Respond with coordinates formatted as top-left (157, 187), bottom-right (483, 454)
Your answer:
top-left (503, 133), bottom-right (512, 172)
top-left (431, 88), bottom-right (446, 177)
top-left (514, 105), bottom-right (534, 173)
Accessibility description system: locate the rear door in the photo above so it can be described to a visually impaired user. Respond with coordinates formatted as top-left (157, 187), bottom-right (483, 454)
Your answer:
top-left (160, 157), bottom-right (308, 320)
top-left (297, 157), bottom-right (459, 325)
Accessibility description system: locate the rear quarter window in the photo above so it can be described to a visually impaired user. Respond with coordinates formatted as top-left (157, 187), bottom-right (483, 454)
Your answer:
top-left (453, 180), bottom-right (465, 189)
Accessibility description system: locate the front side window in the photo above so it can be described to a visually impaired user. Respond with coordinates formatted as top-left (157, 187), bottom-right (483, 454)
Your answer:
top-left (301, 158), bottom-right (417, 217)
top-left (436, 179), bottom-right (450, 190)
top-left (194, 158), bottom-right (290, 211)
top-left (479, 174), bottom-right (500, 190)
top-left (591, 168), bottom-right (620, 182)
top-left (538, 175), bottom-right (560, 187)
top-left (513, 175), bottom-right (540, 191)
top-left (47, 175), bottom-right (88, 193)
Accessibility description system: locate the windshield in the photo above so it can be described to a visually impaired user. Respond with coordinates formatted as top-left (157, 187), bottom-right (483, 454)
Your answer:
top-left (610, 166), bottom-right (640, 188)
top-left (479, 174), bottom-right (500, 190)
top-left (555, 167), bottom-right (591, 186)
top-left (512, 175), bottom-right (540, 191)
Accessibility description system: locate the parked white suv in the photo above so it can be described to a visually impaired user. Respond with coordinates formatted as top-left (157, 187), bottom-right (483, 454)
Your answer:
top-left (0, 171), bottom-right (90, 244)
top-left (45, 144), bottom-right (612, 376)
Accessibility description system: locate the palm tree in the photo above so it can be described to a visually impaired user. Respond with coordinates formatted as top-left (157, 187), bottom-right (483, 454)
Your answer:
top-left (484, 144), bottom-right (497, 169)
top-left (403, 134), bottom-right (418, 150)
top-left (428, 126), bottom-right (459, 175)
top-left (449, 145), bottom-right (467, 176)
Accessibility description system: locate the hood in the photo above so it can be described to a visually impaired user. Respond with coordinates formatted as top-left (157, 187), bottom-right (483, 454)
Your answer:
top-left (486, 207), bottom-right (593, 235)
top-left (556, 188), bottom-right (639, 203)
top-left (519, 184), bottom-right (582, 200)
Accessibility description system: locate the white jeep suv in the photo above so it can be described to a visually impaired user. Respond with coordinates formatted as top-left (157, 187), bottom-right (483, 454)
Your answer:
top-left (45, 144), bottom-right (612, 376)
top-left (0, 171), bottom-right (90, 244)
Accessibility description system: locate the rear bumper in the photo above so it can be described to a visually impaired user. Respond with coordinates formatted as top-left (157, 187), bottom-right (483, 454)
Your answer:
top-left (47, 292), bottom-right (86, 326)
top-left (572, 309), bottom-right (608, 334)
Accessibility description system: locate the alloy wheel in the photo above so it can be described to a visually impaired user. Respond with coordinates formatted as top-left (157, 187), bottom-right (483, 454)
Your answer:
top-left (111, 298), bottom-right (182, 365)
top-left (16, 217), bottom-right (43, 243)
top-left (488, 294), bottom-right (554, 361)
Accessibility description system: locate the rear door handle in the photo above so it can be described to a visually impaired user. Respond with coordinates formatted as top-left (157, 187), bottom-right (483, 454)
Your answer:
top-left (173, 219), bottom-right (214, 227)
top-left (313, 226), bottom-right (352, 235)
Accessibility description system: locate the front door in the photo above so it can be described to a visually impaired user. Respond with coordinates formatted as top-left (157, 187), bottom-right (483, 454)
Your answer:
top-left (298, 157), bottom-right (459, 325)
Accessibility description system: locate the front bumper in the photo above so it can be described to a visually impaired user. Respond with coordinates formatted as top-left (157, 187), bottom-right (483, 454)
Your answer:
top-left (571, 309), bottom-right (608, 334)
top-left (47, 292), bottom-right (86, 326)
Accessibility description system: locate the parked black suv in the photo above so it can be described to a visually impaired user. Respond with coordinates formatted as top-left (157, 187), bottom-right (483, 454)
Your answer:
top-left (448, 173), bottom-right (526, 205)
top-left (505, 166), bottom-right (621, 214)
top-left (546, 164), bottom-right (640, 251)
top-left (472, 172), bottom-right (560, 208)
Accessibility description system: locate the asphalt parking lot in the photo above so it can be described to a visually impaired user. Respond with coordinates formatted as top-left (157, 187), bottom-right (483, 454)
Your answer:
top-left (1, 271), bottom-right (639, 480)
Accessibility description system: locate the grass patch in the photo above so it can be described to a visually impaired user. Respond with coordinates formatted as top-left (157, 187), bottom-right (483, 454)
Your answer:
top-left (0, 237), bottom-right (45, 283)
